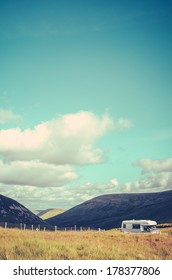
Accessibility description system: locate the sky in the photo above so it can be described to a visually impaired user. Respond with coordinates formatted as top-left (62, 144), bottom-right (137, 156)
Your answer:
top-left (0, 0), bottom-right (172, 210)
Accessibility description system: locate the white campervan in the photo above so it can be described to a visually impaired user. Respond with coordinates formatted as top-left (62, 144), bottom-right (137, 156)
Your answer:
top-left (121, 220), bottom-right (160, 234)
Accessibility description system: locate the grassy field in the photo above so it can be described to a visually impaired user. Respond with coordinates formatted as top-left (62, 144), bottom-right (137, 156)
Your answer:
top-left (0, 227), bottom-right (171, 260)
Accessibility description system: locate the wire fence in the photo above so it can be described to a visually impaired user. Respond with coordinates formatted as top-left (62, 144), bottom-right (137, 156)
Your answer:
top-left (0, 221), bottom-right (106, 232)
top-left (0, 222), bottom-right (171, 236)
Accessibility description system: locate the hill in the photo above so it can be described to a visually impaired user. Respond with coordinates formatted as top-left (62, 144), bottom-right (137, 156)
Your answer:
top-left (31, 210), bottom-right (42, 215)
top-left (46, 190), bottom-right (172, 229)
top-left (0, 194), bottom-right (49, 228)
top-left (37, 208), bottom-right (65, 220)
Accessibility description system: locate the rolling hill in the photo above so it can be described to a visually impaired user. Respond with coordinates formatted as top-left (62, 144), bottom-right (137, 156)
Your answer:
top-left (46, 190), bottom-right (172, 229)
top-left (37, 208), bottom-right (65, 220)
top-left (0, 194), bottom-right (50, 228)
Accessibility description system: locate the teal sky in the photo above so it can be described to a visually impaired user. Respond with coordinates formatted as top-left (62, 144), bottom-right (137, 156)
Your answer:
top-left (0, 0), bottom-right (172, 210)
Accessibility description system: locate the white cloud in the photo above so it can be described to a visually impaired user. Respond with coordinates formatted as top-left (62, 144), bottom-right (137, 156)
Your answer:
top-left (0, 111), bottom-right (132, 165)
top-left (134, 158), bottom-right (172, 174)
top-left (125, 158), bottom-right (172, 193)
top-left (136, 172), bottom-right (172, 191)
top-left (1, 161), bottom-right (172, 210)
top-left (110, 178), bottom-right (119, 186)
top-left (0, 160), bottom-right (78, 188)
top-left (122, 172), bottom-right (172, 193)
top-left (0, 109), bottom-right (22, 125)
top-left (0, 110), bottom-right (134, 209)
top-left (0, 184), bottom-right (65, 209)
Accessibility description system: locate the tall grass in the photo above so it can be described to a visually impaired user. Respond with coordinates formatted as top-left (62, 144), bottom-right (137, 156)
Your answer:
top-left (0, 228), bottom-right (171, 260)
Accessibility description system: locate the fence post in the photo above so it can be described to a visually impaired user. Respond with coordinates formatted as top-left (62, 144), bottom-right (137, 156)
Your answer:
top-left (5, 222), bottom-right (7, 229)
top-left (74, 225), bottom-right (76, 231)
top-left (80, 226), bottom-right (82, 231)
top-left (24, 224), bottom-right (26, 230)
top-left (20, 223), bottom-right (22, 230)
top-left (44, 227), bottom-right (46, 231)
top-left (65, 227), bottom-right (66, 231)
top-left (55, 226), bottom-right (57, 231)
top-left (32, 225), bottom-right (33, 231)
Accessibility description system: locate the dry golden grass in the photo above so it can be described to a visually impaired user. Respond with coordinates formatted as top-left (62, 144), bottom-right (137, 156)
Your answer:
top-left (0, 227), bottom-right (171, 260)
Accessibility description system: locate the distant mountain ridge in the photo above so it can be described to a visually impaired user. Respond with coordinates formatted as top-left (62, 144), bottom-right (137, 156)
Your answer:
top-left (37, 208), bottom-right (65, 220)
top-left (46, 190), bottom-right (172, 229)
top-left (0, 194), bottom-right (49, 228)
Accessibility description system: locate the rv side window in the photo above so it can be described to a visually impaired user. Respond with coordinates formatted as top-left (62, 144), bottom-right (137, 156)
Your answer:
top-left (123, 224), bottom-right (126, 228)
top-left (132, 224), bottom-right (140, 229)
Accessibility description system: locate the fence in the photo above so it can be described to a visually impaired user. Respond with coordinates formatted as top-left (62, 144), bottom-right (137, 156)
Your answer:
top-left (0, 222), bottom-right (106, 232)
top-left (1, 222), bottom-right (171, 234)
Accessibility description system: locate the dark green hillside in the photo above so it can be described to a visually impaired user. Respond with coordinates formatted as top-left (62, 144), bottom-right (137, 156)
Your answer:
top-left (0, 194), bottom-right (49, 228)
top-left (46, 190), bottom-right (172, 229)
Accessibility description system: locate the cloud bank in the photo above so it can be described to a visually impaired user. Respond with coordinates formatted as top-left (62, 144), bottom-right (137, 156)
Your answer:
top-left (0, 160), bottom-right (78, 188)
top-left (1, 156), bottom-right (172, 209)
top-left (134, 158), bottom-right (172, 173)
top-left (0, 111), bottom-right (132, 165)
